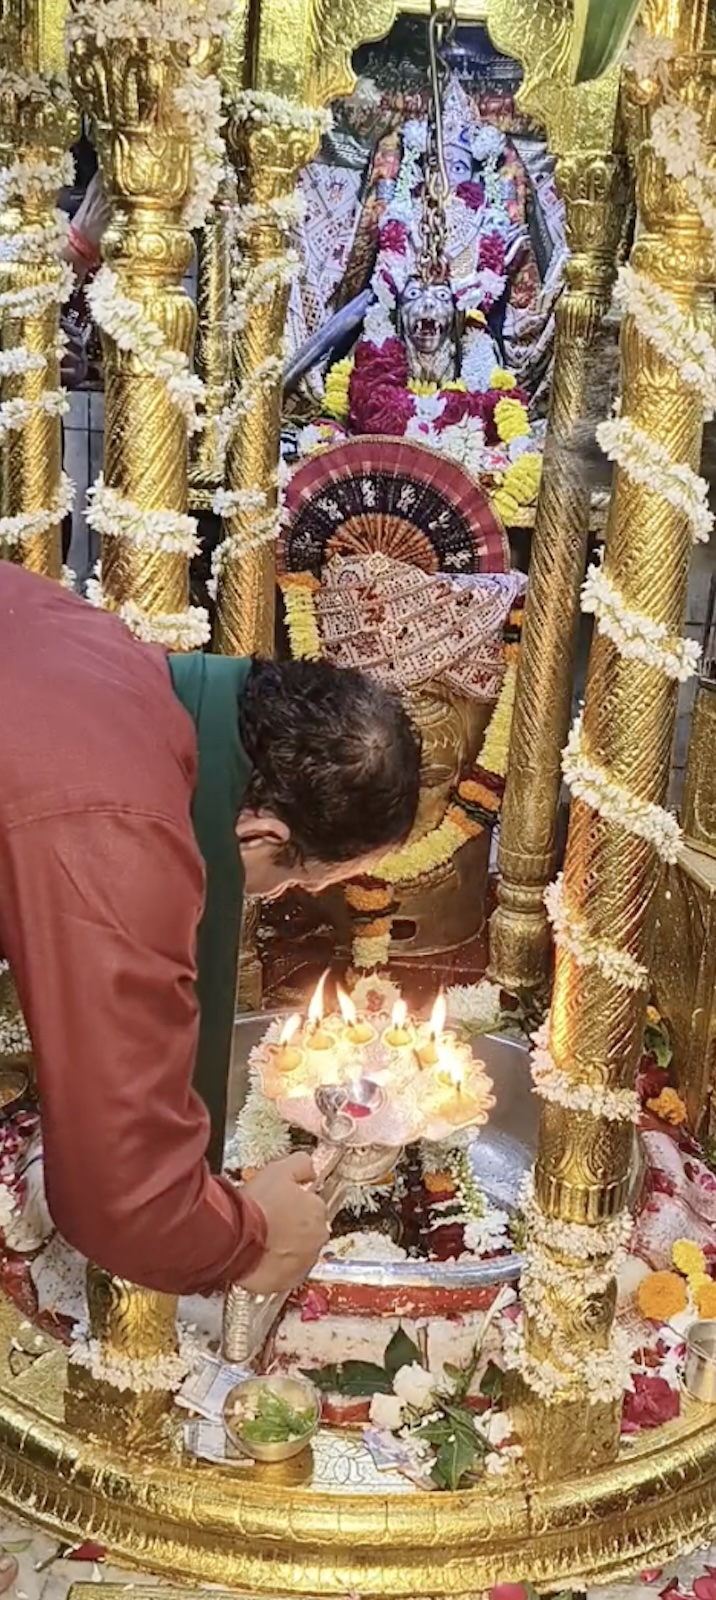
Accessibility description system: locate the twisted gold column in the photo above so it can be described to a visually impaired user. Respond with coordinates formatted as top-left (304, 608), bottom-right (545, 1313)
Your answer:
top-left (190, 172), bottom-right (236, 513)
top-left (489, 153), bottom-right (629, 996)
top-left (214, 116), bottom-right (316, 657)
top-left (0, 6), bottom-right (75, 579)
top-left (68, 11), bottom-right (209, 636)
top-left (515, 7), bottom-right (716, 1479)
top-left (66, 1266), bottom-right (179, 1455)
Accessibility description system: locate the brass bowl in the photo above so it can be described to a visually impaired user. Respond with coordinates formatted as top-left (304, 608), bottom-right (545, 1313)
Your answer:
top-left (684, 1320), bottom-right (716, 1403)
top-left (223, 1374), bottom-right (321, 1463)
top-left (0, 1068), bottom-right (28, 1115)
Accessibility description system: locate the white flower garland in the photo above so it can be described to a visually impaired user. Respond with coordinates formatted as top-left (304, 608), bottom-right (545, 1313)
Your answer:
top-left (0, 474), bottom-right (75, 548)
top-left (226, 1080), bottom-right (291, 1172)
top-left (228, 250), bottom-right (301, 337)
top-left (232, 192), bottom-right (306, 240)
top-left (0, 389), bottom-right (68, 443)
top-left (596, 414), bottom-right (713, 545)
top-left (86, 476), bottom-right (200, 557)
top-left (0, 1010), bottom-right (31, 1058)
top-left (613, 264), bottom-right (716, 412)
top-left (87, 266), bottom-right (205, 433)
top-left (502, 1314), bottom-right (634, 1405)
top-left (519, 1173), bottom-right (633, 1262)
top-left (229, 89), bottom-right (332, 138)
top-left (173, 69), bottom-right (225, 232)
top-left (69, 1334), bottom-right (198, 1394)
top-left (85, 578), bottom-right (210, 650)
top-left (544, 874), bottom-right (648, 992)
top-left (582, 560), bottom-right (701, 683)
top-left (531, 1022), bottom-right (640, 1123)
top-left (0, 264), bottom-right (75, 320)
top-left (651, 100), bottom-right (716, 251)
top-left (0, 211), bottom-right (70, 264)
top-left (0, 152), bottom-right (74, 208)
top-left (562, 716), bottom-right (682, 864)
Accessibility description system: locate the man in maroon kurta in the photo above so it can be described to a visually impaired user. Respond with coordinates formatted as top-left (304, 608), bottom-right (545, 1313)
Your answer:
top-left (0, 563), bottom-right (421, 1299)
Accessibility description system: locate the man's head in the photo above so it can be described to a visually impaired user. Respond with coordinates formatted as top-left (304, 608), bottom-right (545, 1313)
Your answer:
top-left (236, 658), bottom-right (422, 899)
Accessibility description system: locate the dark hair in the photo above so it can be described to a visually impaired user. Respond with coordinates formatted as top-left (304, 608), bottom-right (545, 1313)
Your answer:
top-left (238, 658), bottom-right (422, 864)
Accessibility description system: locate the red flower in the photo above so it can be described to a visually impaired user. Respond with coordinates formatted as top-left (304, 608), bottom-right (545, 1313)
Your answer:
top-left (430, 1222), bottom-right (466, 1261)
top-left (479, 230), bottom-right (507, 276)
top-left (350, 378), bottom-right (415, 437)
top-left (622, 1374), bottom-right (680, 1433)
top-left (379, 219), bottom-right (409, 255)
top-left (433, 389), bottom-right (485, 432)
top-left (693, 1579), bottom-right (716, 1600)
top-left (455, 180), bottom-right (485, 213)
top-left (638, 1061), bottom-right (671, 1104)
top-left (299, 1287), bottom-right (329, 1322)
top-left (352, 337), bottom-right (409, 385)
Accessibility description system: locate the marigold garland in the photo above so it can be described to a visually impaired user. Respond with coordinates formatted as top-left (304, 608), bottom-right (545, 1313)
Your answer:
top-left (636, 1270), bottom-right (688, 1322)
top-left (280, 574), bottom-right (322, 660)
top-left (646, 1085), bottom-right (687, 1126)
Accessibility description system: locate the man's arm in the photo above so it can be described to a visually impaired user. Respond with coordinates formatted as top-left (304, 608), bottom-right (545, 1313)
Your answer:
top-left (1, 807), bottom-right (266, 1295)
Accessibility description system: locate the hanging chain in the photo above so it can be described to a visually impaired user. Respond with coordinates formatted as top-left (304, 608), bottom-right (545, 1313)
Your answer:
top-left (418, 0), bottom-right (457, 285)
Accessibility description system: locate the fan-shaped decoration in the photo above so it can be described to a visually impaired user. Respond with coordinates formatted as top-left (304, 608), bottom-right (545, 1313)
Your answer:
top-left (279, 436), bottom-right (509, 579)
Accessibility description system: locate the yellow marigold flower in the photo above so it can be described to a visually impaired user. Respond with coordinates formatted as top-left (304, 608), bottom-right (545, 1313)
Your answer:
top-left (690, 1272), bottom-right (712, 1296)
top-left (489, 366), bottom-right (517, 390)
top-left (442, 380), bottom-right (468, 393)
top-left (672, 1239), bottom-right (706, 1279)
top-left (465, 309), bottom-right (486, 327)
top-left (647, 1086), bottom-right (688, 1126)
top-left (696, 1279), bottom-right (716, 1320)
top-left (637, 1270), bottom-right (688, 1322)
top-left (323, 356), bottom-right (353, 422)
top-left (495, 397), bottom-right (530, 444)
top-left (424, 1171), bottom-right (457, 1196)
top-left (409, 380), bottom-right (439, 397)
top-left (646, 1005), bottom-right (661, 1027)
top-left (480, 661), bottom-right (517, 779)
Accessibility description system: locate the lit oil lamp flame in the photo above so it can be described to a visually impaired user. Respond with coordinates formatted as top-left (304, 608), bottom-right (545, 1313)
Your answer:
top-left (280, 1014), bottom-right (301, 1046)
top-left (439, 1046), bottom-right (463, 1091)
top-left (307, 969), bottom-right (329, 1029)
top-left (417, 992), bottom-right (447, 1068)
top-left (337, 984), bottom-right (373, 1045)
top-left (391, 999), bottom-right (408, 1031)
top-left (429, 993), bottom-right (447, 1041)
top-left (337, 986), bottom-right (356, 1026)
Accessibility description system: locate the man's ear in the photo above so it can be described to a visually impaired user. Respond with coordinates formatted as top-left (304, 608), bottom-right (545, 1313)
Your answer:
top-left (235, 810), bottom-right (291, 851)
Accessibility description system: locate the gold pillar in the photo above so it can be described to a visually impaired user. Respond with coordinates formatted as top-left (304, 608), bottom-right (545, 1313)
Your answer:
top-left (486, 0), bottom-right (627, 998)
top-left (0, 2), bottom-right (75, 579)
top-left (66, 1265), bottom-right (179, 1454)
top-left (515, 4), bottom-right (716, 1477)
top-left (67, 5), bottom-right (212, 642)
top-left (190, 172), bottom-right (237, 513)
top-left (213, 110), bottom-right (316, 657)
top-left (489, 154), bottom-right (629, 995)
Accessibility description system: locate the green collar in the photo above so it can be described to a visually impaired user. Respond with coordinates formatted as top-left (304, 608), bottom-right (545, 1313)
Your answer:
top-left (168, 652), bottom-right (253, 1169)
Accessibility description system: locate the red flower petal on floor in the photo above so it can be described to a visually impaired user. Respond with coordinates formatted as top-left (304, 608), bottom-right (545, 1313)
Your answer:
top-left (64, 1542), bottom-right (107, 1562)
top-left (623, 1374), bottom-right (680, 1432)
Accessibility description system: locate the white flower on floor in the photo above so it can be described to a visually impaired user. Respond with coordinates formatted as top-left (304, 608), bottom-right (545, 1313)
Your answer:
top-left (393, 1362), bottom-right (436, 1411)
top-left (445, 980), bottom-right (502, 1033)
top-left (369, 1392), bottom-right (405, 1430)
top-left (463, 1207), bottom-right (510, 1257)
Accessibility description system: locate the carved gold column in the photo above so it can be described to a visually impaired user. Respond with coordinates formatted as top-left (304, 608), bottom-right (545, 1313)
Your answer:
top-left (213, 110), bottom-right (316, 657)
top-left (486, 0), bottom-right (627, 997)
top-left (66, 1265), bottom-right (180, 1455)
top-left (512, 4), bottom-right (716, 1478)
top-left (190, 172), bottom-right (236, 513)
top-left (67, 5), bottom-right (213, 644)
top-left (0, 2), bottom-right (75, 579)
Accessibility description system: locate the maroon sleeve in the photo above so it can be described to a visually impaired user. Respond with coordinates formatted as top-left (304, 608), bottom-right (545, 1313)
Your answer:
top-left (0, 807), bottom-right (266, 1295)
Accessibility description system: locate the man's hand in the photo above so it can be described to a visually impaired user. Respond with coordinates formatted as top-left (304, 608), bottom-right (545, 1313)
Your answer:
top-left (73, 173), bottom-right (112, 252)
top-left (238, 1152), bottom-right (329, 1295)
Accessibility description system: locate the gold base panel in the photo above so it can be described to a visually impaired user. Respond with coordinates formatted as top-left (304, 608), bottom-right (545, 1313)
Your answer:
top-left (1, 1300), bottom-right (716, 1593)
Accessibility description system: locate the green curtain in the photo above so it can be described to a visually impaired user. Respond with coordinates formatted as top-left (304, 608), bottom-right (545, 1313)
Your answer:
top-left (571, 0), bottom-right (643, 84)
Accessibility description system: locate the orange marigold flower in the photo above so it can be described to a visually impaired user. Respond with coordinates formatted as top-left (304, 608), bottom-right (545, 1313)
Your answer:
top-left (458, 779), bottom-right (500, 810)
top-left (504, 643), bottom-right (521, 663)
top-left (647, 1086), bottom-right (688, 1126)
top-left (242, 1167), bottom-right (259, 1183)
top-left (424, 1171), bottom-right (457, 1196)
top-left (696, 1280), bottom-right (716, 1319)
top-left (637, 1270), bottom-right (688, 1322)
top-left (362, 916), bottom-right (392, 938)
top-left (345, 885), bottom-right (392, 912)
top-left (448, 805), bottom-right (481, 838)
top-left (281, 574), bottom-right (320, 593)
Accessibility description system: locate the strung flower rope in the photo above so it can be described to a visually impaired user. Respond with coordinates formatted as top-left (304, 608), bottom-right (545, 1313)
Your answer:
top-left (530, 1022), bottom-right (640, 1123)
top-left (69, 1333), bottom-right (199, 1395)
top-left (228, 250), bottom-right (301, 337)
top-left (0, 117), bottom-right (74, 562)
top-left (597, 415), bottom-right (713, 545)
top-left (86, 574), bottom-right (210, 650)
top-left (0, 474), bottom-right (74, 548)
top-left (519, 1173), bottom-right (634, 1261)
top-left (86, 477), bottom-right (200, 557)
top-left (544, 874), bottom-right (648, 992)
top-left (228, 89), bottom-right (332, 137)
top-left (581, 560), bottom-right (700, 684)
top-left (613, 264), bottom-right (716, 412)
top-left (563, 716), bottom-right (682, 864)
top-left (86, 266), bottom-right (205, 434)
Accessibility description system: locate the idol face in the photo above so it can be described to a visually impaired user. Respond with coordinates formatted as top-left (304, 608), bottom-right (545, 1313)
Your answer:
top-left (445, 143), bottom-right (473, 190)
top-left (399, 277), bottom-right (456, 383)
